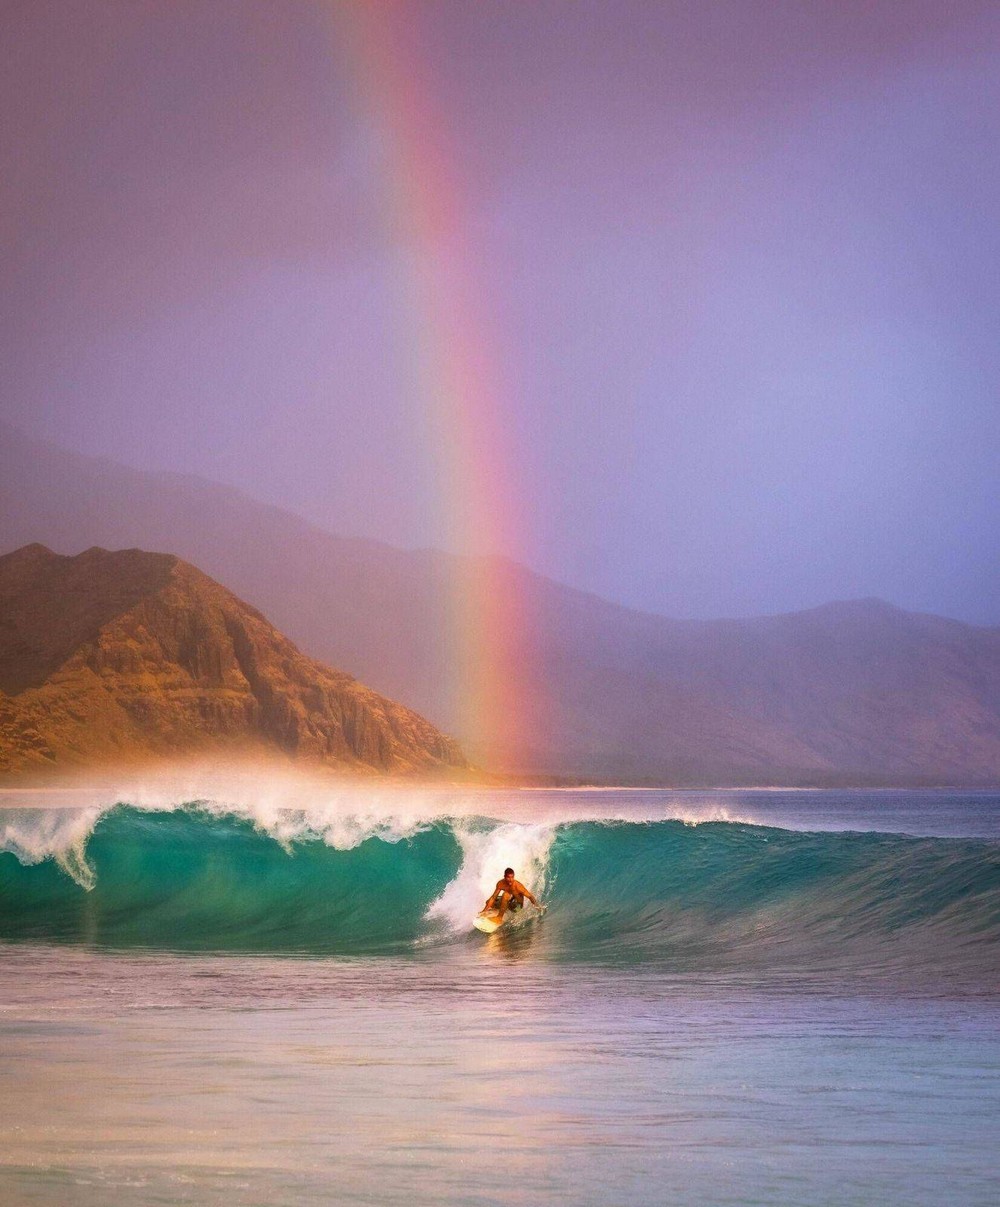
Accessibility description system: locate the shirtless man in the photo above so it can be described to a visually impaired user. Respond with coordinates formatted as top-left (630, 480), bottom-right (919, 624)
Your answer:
top-left (483, 867), bottom-right (542, 925)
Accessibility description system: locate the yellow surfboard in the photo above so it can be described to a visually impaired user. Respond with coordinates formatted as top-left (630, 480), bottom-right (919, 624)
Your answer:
top-left (473, 910), bottom-right (503, 934)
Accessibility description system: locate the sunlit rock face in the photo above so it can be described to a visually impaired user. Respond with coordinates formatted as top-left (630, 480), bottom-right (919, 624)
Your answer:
top-left (0, 544), bottom-right (466, 777)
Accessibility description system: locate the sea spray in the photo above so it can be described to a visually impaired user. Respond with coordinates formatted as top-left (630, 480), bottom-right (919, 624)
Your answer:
top-left (425, 820), bottom-right (556, 934)
top-left (0, 806), bottom-right (105, 890)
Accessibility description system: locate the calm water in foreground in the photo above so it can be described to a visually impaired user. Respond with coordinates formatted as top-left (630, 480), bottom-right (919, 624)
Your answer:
top-left (1, 786), bottom-right (998, 1205)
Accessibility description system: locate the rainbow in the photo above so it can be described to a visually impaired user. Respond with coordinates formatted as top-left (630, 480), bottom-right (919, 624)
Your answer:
top-left (322, 2), bottom-right (535, 769)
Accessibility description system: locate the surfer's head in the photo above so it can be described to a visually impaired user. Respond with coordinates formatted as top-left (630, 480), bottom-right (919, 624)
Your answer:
top-left (504, 867), bottom-right (514, 880)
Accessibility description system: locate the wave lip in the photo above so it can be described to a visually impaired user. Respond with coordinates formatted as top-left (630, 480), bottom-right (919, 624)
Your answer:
top-left (2, 804), bottom-right (998, 985)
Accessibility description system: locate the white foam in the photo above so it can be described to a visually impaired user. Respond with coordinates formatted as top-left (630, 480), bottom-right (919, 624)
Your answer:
top-left (0, 764), bottom-right (763, 892)
top-left (0, 806), bottom-right (104, 889)
top-left (424, 821), bottom-right (555, 934)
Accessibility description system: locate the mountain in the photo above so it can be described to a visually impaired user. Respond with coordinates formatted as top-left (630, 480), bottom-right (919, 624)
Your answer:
top-left (0, 543), bottom-right (465, 776)
top-left (0, 423), bottom-right (458, 729)
top-left (2, 422), bottom-right (1000, 784)
top-left (537, 594), bottom-right (1000, 784)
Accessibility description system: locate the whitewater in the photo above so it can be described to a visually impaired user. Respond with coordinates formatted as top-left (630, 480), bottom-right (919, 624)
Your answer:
top-left (2, 784), bottom-right (998, 1205)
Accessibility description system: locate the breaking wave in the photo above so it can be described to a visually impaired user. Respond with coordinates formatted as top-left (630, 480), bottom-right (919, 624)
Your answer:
top-left (2, 798), bottom-right (997, 985)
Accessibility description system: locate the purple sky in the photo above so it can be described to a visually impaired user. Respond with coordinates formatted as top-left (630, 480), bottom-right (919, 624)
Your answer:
top-left (3, 0), bottom-right (999, 622)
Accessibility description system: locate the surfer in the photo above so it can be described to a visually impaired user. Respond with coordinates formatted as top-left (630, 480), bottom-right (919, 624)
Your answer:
top-left (483, 867), bottom-right (542, 924)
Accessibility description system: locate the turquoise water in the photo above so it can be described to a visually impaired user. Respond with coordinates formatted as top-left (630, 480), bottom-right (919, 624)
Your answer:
top-left (1, 787), bottom-right (998, 1204)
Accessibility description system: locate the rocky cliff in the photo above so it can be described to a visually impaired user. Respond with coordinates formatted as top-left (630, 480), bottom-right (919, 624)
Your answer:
top-left (0, 544), bottom-right (466, 776)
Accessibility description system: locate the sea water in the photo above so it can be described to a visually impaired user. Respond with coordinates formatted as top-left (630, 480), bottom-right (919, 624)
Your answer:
top-left (1, 786), bottom-right (997, 1205)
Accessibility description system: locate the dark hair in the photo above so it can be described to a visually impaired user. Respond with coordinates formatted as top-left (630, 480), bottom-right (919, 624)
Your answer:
top-left (504, 867), bottom-right (514, 876)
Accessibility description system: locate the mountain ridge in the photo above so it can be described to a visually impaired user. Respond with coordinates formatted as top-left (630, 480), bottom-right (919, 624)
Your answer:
top-left (2, 422), bottom-right (999, 785)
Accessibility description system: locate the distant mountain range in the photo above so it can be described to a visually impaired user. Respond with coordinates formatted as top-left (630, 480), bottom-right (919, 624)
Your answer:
top-left (3, 421), bottom-right (999, 785)
top-left (0, 543), bottom-right (465, 776)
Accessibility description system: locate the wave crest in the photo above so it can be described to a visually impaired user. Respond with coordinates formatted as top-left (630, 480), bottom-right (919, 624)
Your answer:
top-left (2, 802), bottom-right (997, 985)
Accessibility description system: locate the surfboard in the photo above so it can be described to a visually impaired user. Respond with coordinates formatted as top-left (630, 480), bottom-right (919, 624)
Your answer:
top-left (473, 911), bottom-right (503, 934)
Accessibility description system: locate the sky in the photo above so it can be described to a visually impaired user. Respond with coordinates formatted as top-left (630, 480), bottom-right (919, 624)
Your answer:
top-left (2, 0), bottom-right (999, 624)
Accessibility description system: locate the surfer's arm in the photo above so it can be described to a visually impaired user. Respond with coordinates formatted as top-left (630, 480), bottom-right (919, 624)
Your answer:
top-left (515, 881), bottom-right (541, 907)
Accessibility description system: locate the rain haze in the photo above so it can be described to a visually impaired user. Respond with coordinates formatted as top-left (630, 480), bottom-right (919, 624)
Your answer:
top-left (3, 0), bottom-right (999, 623)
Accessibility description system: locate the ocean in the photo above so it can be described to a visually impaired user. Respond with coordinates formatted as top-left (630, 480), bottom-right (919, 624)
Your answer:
top-left (1, 785), bottom-right (998, 1205)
